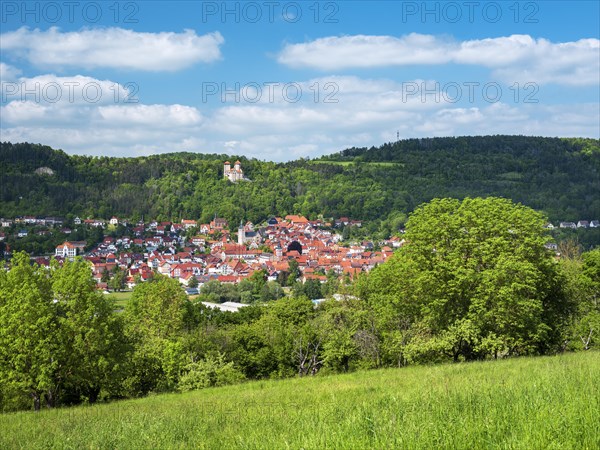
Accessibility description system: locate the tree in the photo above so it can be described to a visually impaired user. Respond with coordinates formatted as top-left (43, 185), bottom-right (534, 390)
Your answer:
top-left (109, 265), bottom-right (125, 292)
top-left (0, 252), bottom-right (58, 411)
top-left (302, 279), bottom-right (323, 300)
top-left (287, 258), bottom-right (301, 286)
top-left (248, 269), bottom-right (267, 302)
top-left (123, 274), bottom-right (189, 395)
top-left (101, 270), bottom-right (110, 283)
top-left (260, 281), bottom-right (284, 302)
top-left (362, 197), bottom-right (570, 363)
top-left (0, 253), bottom-right (128, 411)
top-left (188, 276), bottom-right (199, 288)
top-left (317, 301), bottom-right (358, 373)
top-left (322, 269), bottom-right (340, 297)
top-left (51, 258), bottom-right (125, 405)
top-left (563, 248), bottom-right (600, 350)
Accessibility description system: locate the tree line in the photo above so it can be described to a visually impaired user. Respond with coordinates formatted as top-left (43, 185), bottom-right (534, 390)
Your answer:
top-left (1, 197), bottom-right (598, 412)
top-left (1, 136), bottom-right (598, 242)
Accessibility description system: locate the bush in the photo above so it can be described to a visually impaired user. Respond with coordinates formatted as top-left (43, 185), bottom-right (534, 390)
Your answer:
top-left (177, 354), bottom-right (245, 392)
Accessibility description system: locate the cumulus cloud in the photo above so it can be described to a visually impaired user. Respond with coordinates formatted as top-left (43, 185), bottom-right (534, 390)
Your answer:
top-left (1, 72), bottom-right (203, 135)
top-left (0, 27), bottom-right (224, 71)
top-left (1, 73), bottom-right (598, 160)
top-left (98, 104), bottom-right (203, 127)
top-left (277, 34), bottom-right (600, 86)
top-left (1, 74), bottom-right (133, 105)
top-left (0, 62), bottom-right (22, 81)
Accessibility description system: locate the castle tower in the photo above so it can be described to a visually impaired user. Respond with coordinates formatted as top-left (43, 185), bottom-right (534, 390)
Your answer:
top-left (234, 160), bottom-right (242, 181)
top-left (224, 161), bottom-right (231, 180)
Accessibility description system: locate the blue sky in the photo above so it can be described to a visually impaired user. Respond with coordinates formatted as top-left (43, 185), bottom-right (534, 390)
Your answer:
top-left (1, 1), bottom-right (598, 160)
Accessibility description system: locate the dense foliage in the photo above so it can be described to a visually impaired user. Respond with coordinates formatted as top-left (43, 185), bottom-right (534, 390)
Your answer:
top-left (1, 136), bottom-right (598, 229)
top-left (357, 198), bottom-right (571, 364)
top-left (1, 197), bottom-right (598, 413)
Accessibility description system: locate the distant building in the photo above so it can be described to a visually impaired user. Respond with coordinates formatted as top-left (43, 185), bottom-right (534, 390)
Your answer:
top-left (55, 241), bottom-right (86, 258)
top-left (210, 217), bottom-right (228, 230)
top-left (55, 242), bottom-right (78, 258)
top-left (224, 160), bottom-right (245, 182)
top-left (182, 219), bottom-right (197, 230)
top-left (202, 301), bottom-right (248, 312)
top-left (238, 222), bottom-right (245, 245)
top-left (559, 222), bottom-right (577, 229)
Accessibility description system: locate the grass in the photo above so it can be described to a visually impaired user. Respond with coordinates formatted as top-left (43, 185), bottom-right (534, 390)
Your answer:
top-left (310, 160), bottom-right (404, 167)
top-left (105, 291), bottom-right (132, 309)
top-left (1, 352), bottom-right (598, 449)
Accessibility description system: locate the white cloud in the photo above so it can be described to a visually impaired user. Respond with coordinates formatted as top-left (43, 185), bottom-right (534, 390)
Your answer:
top-left (98, 104), bottom-right (202, 127)
top-left (0, 27), bottom-right (224, 71)
top-left (277, 34), bottom-right (600, 86)
top-left (224, 140), bottom-right (240, 149)
top-left (2, 74), bottom-right (598, 161)
top-left (1, 101), bottom-right (50, 123)
top-left (2, 74), bottom-right (133, 105)
top-left (0, 62), bottom-right (22, 81)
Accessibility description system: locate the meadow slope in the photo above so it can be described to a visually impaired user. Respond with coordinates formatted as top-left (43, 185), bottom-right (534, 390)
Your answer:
top-left (1, 352), bottom-right (598, 449)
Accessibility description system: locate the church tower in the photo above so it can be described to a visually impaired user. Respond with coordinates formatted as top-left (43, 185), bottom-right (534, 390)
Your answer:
top-left (238, 221), bottom-right (246, 245)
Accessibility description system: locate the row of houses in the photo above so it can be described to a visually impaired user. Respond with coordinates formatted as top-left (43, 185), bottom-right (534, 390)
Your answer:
top-left (549, 220), bottom-right (600, 229)
top-left (49, 214), bottom-right (395, 290)
top-left (1, 216), bottom-right (64, 227)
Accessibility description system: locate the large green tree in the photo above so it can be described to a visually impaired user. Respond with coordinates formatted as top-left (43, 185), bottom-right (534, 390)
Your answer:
top-left (0, 254), bottom-right (126, 411)
top-left (123, 274), bottom-right (189, 395)
top-left (0, 253), bottom-right (57, 411)
top-left (362, 197), bottom-right (570, 363)
top-left (51, 258), bottom-right (125, 404)
top-left (563, 248), bottom-right (600, 350)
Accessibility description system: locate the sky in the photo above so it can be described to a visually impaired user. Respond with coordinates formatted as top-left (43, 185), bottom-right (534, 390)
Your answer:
top-left (1, 1), bottom-right (599, 161)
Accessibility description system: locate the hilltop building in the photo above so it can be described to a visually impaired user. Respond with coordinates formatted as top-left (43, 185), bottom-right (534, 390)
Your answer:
top-left (224, 160), bottom-right (245, 182)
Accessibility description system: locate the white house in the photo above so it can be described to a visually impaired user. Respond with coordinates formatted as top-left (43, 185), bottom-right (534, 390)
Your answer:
top-left (55, 242), bottom-right (78, 258)
top-left (559, 222), bottom-right (577, 229)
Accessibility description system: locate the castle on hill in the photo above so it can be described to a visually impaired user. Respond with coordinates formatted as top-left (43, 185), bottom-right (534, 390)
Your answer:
top-left (224, 160), bottom-right (248, 182)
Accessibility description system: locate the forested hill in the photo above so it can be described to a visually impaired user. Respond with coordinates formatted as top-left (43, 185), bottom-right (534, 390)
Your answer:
top-left (1, 136), bottom-right (599, 230)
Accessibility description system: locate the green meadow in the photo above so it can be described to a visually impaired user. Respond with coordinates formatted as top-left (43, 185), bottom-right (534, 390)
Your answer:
top-left (2, 352), bottom-right (598, 449)
top-left (105, 291), bottom-right (132, 309)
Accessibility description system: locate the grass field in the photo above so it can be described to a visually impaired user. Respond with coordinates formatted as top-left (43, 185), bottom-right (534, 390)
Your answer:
top-left (1, 352), bottom-right (598, 449)
top-left (105, 291), bottom-right (133, 309)
top-left (310, 160), bottom-right (403, 167)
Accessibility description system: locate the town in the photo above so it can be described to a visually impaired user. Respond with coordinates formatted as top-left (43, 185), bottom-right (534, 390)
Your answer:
top-left (2, 211), bottom-right (598, 298)
top-left (1, 160), bottom-right (598, 302)
top-left (0, 212), bottom-right (403, 301)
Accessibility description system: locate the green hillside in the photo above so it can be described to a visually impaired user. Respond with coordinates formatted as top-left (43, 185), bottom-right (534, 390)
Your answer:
top-left (1, 352), bottom-right (598, 449)
top-left (1, 136), bottom-right (599, 227)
